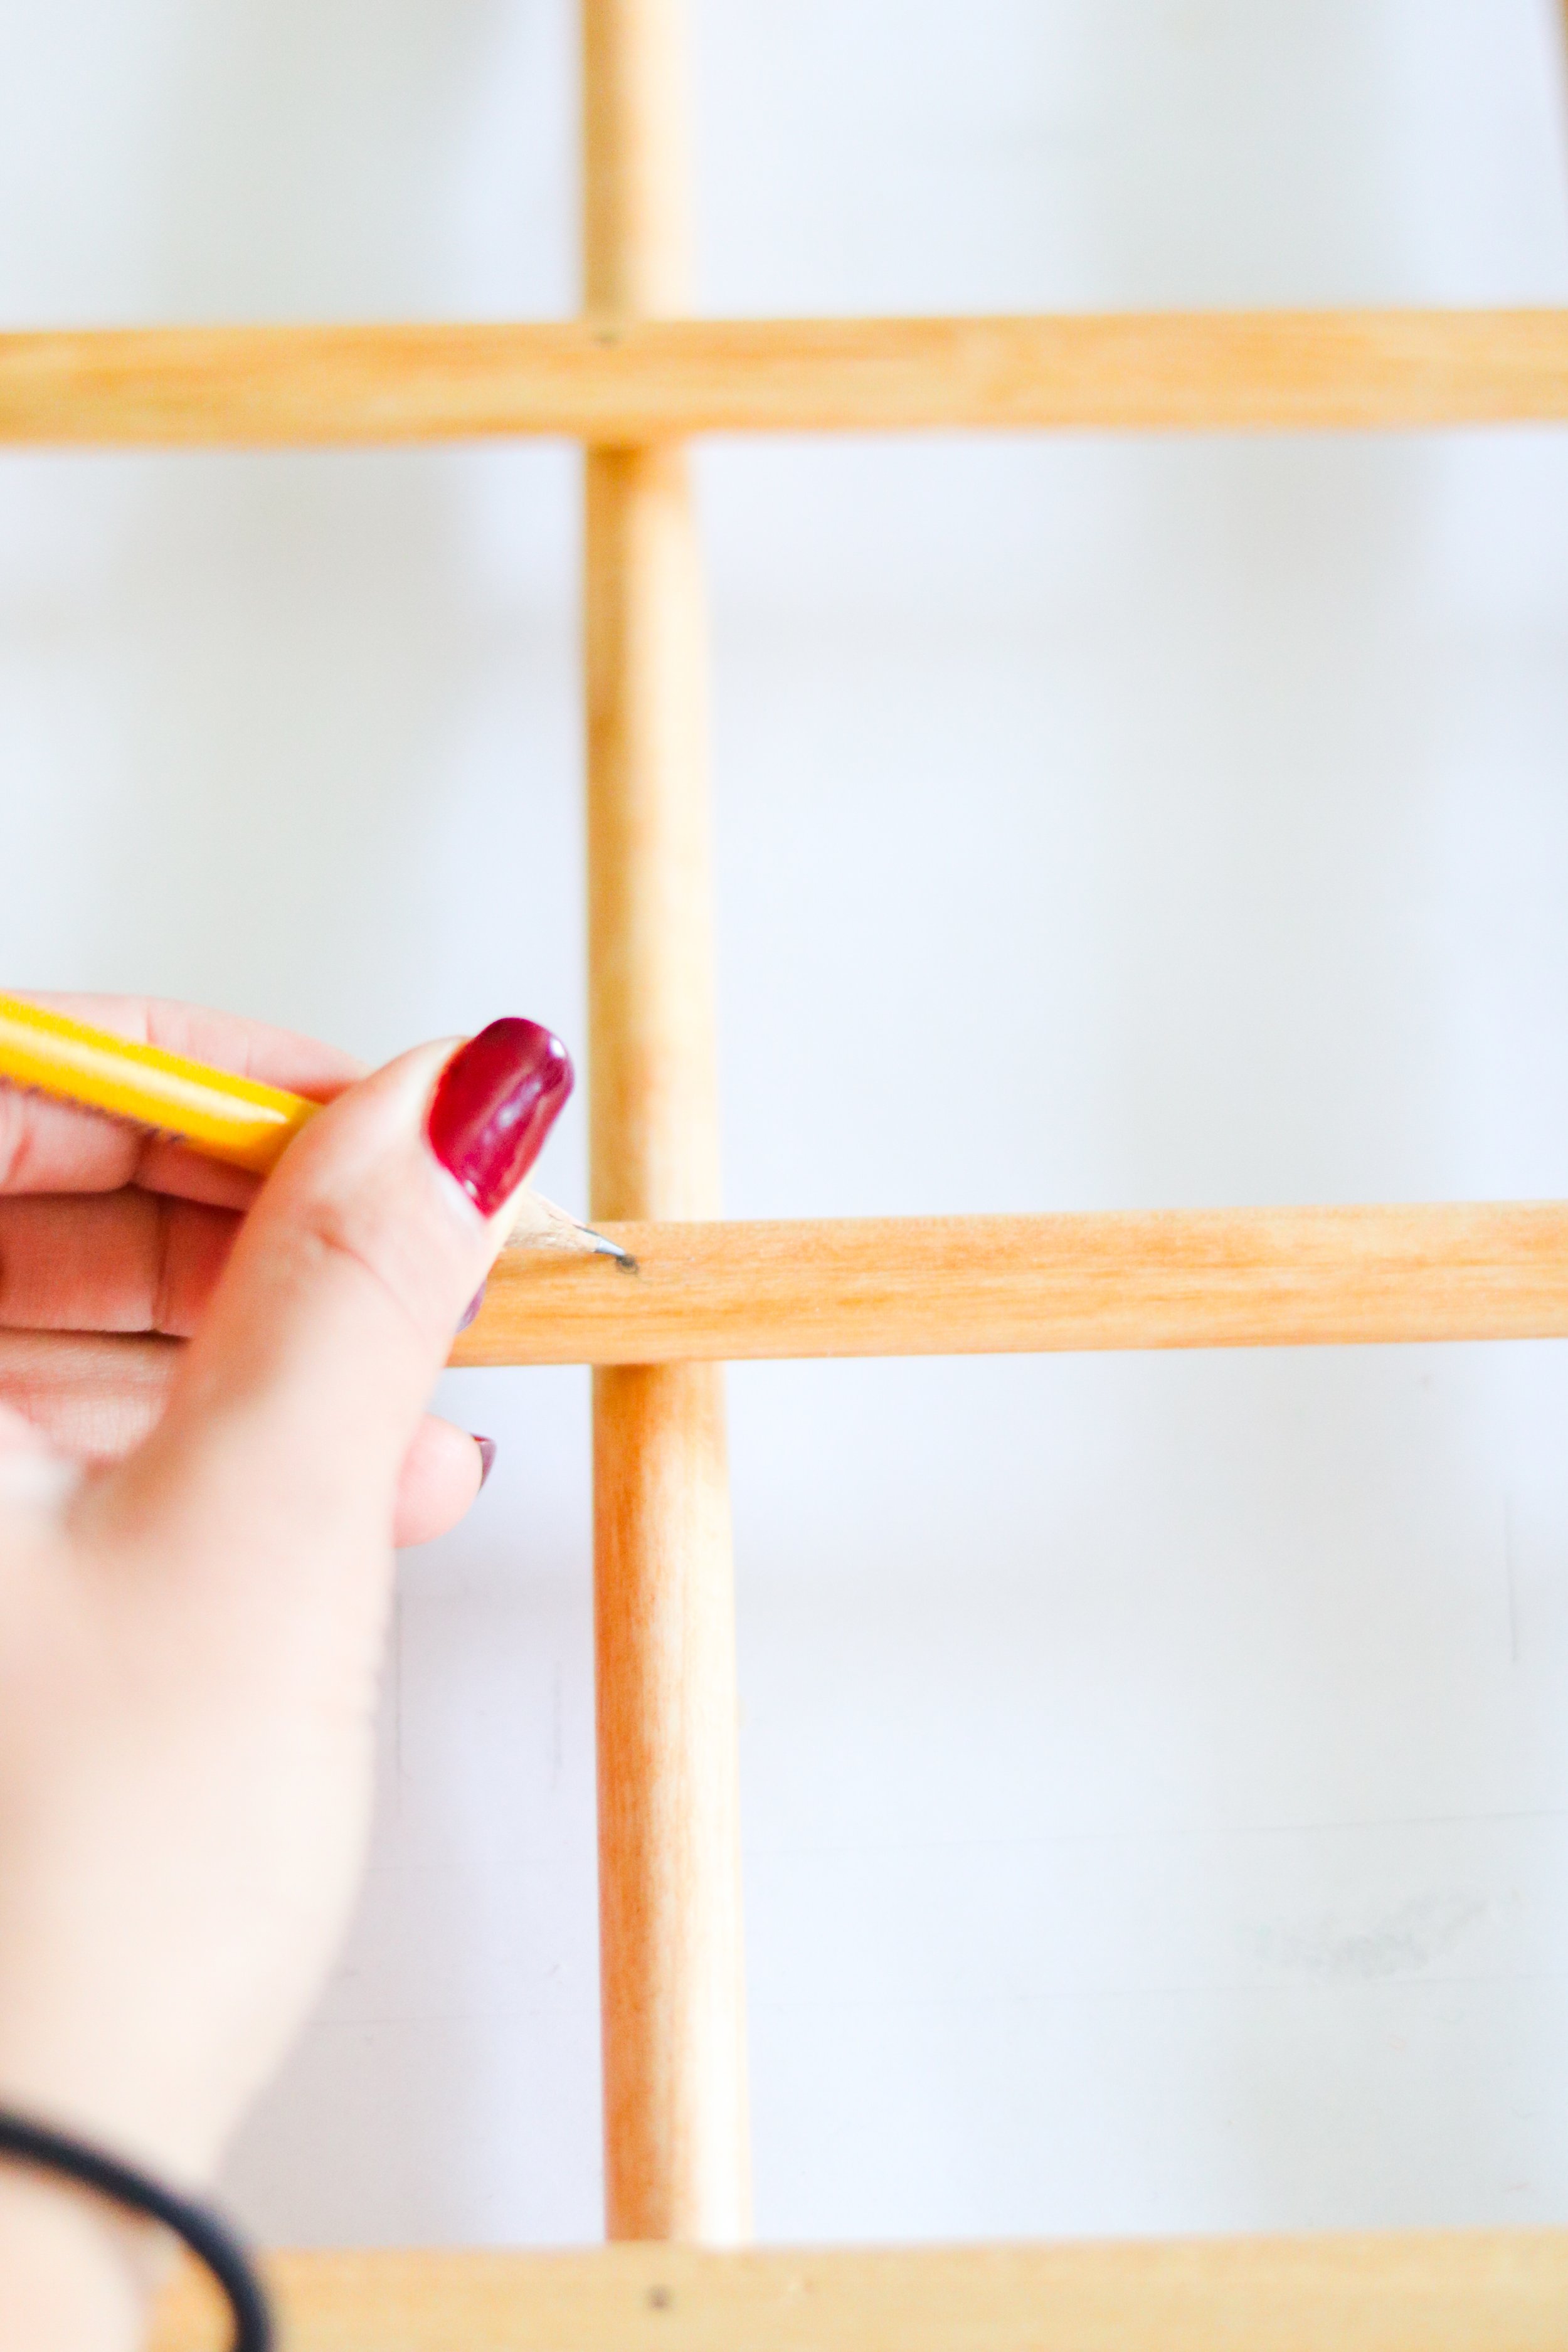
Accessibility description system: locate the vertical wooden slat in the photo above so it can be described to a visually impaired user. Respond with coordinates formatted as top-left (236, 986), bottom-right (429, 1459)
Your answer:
top-left (582, 0), bottom-right (751, 2247)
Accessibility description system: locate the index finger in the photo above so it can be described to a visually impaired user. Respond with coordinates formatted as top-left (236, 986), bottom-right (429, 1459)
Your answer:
top-left (0, 993), bottom-right (366, 1205)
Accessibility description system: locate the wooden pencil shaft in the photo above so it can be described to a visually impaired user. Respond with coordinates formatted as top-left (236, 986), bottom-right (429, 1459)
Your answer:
top-left (0, 992), bottom-right (310, 1174)
top-left (451, 1204), bottom-right (1568, 1365)
top-left (583, 0), bottom-right (750, 2247)
top-left (0, 993), bottom-right (608, 1255)
top-left (5, 310), bottom-right (1568, 445)
top-left (149, 2231), bottom-right (1568, 2352)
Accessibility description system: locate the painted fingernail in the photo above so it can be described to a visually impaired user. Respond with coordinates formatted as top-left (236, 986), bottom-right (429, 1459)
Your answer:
top-left (475, 1436), bottom-right (497, 1489)
top-left (457, 1281), bottom-right (487, 1333)
top-left (428, 1019), bottom-right (573, 1219)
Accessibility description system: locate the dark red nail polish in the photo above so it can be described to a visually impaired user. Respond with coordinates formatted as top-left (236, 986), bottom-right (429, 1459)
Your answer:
top-left (475, 1436), bottom-right (497, 1489)
top-left (457, 1281), bottom-right (487, 1333)
top-left (428, 1019), bottom-right (573, 1219)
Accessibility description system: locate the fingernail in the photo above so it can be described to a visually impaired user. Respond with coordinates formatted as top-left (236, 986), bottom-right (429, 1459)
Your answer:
top-left (475, 1436), bottom-right (497, 1489)
top-left (457, 1281), bottom-right (487, 1333)
top-left (428, 1019), bottom-right (573, 1219)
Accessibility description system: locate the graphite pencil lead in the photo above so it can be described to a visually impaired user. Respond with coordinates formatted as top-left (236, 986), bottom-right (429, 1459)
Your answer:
top-left (506, 1187), bottom-right (635, 1266)
top-left (587, 1227), bottom-right (639, 1269)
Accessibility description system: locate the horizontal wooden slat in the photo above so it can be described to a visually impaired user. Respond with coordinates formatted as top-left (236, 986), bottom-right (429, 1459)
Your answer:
top-left (448, 1203), bottom-right (1568, 1367)
top-left (3, 310), bottom-right (1567, 446)
top-left (149, 2232), bottom-right (1568, 2351)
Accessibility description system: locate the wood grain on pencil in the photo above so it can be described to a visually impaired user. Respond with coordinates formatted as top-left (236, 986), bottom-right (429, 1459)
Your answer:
top-left (4, 310), bottom-right (1567, 445)
top-left (449, 1204), bottom-right (1568, 1366)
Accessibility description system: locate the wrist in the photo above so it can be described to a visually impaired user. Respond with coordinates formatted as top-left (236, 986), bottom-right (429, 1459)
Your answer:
top-left (0, 2001), bottom-right (225, 2186)
top-left (0, 2163), bottom-right (164, 2352)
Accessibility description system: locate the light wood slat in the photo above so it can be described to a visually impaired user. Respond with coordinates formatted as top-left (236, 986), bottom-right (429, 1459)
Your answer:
top-left (148, 2232), bottom-right (1568, 2351)
top-left (3, 310), bottom-right (1567, 445)
top-left (583, 0), bottom-right (751, 2249)
top-left (451, 1204), bottom-right (1568, 1365)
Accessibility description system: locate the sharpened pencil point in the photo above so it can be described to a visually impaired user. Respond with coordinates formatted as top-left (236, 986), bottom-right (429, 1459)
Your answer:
top-left (589, 1227), bottom-right (639, 1270)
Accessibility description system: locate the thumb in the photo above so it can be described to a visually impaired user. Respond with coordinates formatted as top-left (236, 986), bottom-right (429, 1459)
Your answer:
top-left (90, 1019), bottom-right (569, 1565)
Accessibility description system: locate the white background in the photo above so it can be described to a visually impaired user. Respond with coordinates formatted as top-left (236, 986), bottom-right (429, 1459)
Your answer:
top-left (4, 0), bottom-right (1568, 2246)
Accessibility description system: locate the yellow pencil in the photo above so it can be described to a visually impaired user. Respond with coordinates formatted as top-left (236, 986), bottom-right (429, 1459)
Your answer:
top-left (0, 992), bottom-right (308, 1172)
top-left (0, 992), bottom-right (628, 1260)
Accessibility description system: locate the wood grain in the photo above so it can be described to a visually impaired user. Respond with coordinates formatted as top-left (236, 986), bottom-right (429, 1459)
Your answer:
top-left (582, 0), bottom-right (750, 2248)
top-left (149, 2233), bottom-right (1568, 2351)
top-left (3, 310), bottom-right (1567, 445)
top-left (451, 1203), bottom-right (1568, 1365)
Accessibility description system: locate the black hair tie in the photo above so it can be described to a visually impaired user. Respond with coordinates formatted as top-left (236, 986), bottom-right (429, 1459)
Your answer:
top-left (0, 2107), bottom-right (271, 2351)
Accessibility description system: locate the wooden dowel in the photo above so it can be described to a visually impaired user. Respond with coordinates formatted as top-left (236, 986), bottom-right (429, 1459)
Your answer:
top-left (583, 0), bottom-right (750, 2249)
top-left (4, 310), bottom-right (1568, 445)
top-left (150, 2230), bottom-right (1568, 2352)
top-left (452, 1204), bottom-right (1568, 1365)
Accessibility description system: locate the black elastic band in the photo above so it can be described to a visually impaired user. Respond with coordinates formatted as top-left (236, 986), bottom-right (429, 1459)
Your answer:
top-left (0, 2108), bottom-right (271, 2351)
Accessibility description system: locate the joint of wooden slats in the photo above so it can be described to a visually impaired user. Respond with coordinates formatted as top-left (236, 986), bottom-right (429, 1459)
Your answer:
top-left (2, 310), bottom-right (1567, 444)
top-left (452, 1204), bottom-right (1568, 1365)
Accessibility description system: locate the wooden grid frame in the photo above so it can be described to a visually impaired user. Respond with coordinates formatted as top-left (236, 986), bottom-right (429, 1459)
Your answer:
top-left (3, 1), bottom-right (1549, 2341)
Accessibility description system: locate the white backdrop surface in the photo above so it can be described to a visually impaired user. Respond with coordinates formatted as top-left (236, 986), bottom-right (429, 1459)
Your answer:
top-left (4, 0), bottom-right (1568, 2246)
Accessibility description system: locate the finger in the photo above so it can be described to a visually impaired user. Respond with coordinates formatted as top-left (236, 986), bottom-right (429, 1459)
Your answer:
top-left (115, 1141), bottom-right (263, 1213)
top-left (0, 1330), bottom-right (183, 1461)
top-left (0, 993), bottom-right (364, 1202)
top-left (93, 1020), bottom-right (569, 1574)
top-left (0, 1325), bottom-right (484, 1537)
top-left (0, 1194), bottom-right (240, 1337)
top-left (391, 1418), bottom-right (489, 1548)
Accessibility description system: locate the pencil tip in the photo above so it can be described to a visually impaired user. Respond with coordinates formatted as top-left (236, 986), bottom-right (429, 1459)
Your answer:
top-left (586, 1226), bottom-right (638, 1271)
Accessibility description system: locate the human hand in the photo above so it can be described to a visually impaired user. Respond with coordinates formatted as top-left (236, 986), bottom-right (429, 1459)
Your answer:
top-left (0, 1004), bottom-right (569, 2339)
top-left (0, 999), bottom-right (500, 1544)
